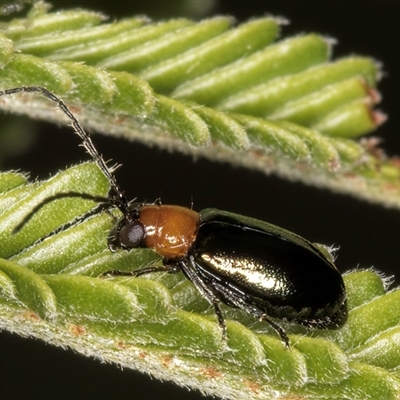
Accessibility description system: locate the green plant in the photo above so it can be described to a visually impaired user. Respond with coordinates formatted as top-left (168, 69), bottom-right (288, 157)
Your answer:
top-left (1, 3), bottom-right (400, 399)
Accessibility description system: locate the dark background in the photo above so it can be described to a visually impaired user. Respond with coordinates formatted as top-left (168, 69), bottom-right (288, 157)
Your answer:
top-left (1, 1), bottom-right (400, 399)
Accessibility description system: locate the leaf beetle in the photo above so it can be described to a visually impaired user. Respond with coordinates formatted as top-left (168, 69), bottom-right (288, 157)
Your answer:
top-left (107, 203), bottom-right (347, 347)
top-left (2, 86), bottom-right (347, 347)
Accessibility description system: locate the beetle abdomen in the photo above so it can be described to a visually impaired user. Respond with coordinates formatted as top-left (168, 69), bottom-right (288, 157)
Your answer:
top-left (192, 209), bottom-right (347, 326)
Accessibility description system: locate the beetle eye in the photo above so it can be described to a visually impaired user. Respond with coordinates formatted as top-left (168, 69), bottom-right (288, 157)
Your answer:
top-left (119, 221), bottom-right (145, 248)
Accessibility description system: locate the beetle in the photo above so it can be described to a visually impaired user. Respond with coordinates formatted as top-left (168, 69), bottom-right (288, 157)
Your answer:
top-left (107, 203), bottom-right (347, 346)
top-left (1, 86), bottom-right (347, 346)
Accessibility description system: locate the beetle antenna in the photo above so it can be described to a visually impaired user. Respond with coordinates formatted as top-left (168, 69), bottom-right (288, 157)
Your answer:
top-left (0, 86), bottom-right (132, 218)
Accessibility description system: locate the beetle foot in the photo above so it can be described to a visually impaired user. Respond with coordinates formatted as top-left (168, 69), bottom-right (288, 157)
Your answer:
top-left (260, 314), bottom-right (290, 348)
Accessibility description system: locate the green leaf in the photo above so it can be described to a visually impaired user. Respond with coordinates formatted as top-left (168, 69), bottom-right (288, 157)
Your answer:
top-left (172, 34), bottom-right (330, 105)
top-left (1, 4), bottom-right (400, 399)
top-left (0, 163), bottom-right (109, 259)
top-left (15, 17), bottom-right (147, 56)
top-left (0, 258), bottom-right (57, 320)
top-left (99, 16), bottom-right (233, 75)
top-left (0, 170), bottom-right (27, 192)
top-left (0, 166), bottom-right (400, 399)
top-left (217, 57), bottom-right (378, 115)
top-left (138, 17), bottom-right (279, 93)
top-left (0, 5), bottom-right (397, 208)
top-left (47, 18), bottom-right (194, 63)
top-left (2, 7), bottom-right (106, 41)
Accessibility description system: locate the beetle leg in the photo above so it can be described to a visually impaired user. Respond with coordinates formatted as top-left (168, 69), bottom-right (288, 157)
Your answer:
top-left (213, 290), bottom-right (290, 346)
top-left (179, 257), bottom-right (228, 340)
top-left (260, 314), bottom-right (290, 348)
top-left (102, 263), bottom-right (180, 278)
top-left (212, 300), bottom-right (227, 340)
